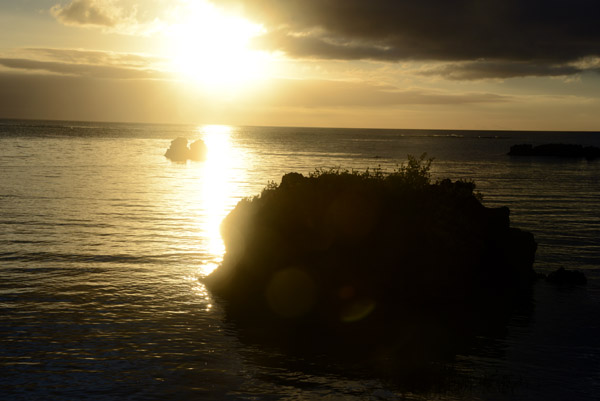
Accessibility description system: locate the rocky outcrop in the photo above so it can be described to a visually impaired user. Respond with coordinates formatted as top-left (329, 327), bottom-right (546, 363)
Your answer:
top-left (546, 267), bottom-right (587, 285)
top-left (205, 167), bottom-right (538, 332)
top-left (165, 137), bottom-right (207, 161)
top-left (508, 143), bottom-right (600, 160)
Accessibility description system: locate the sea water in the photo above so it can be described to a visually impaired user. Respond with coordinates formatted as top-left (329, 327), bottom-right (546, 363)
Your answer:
top-left (1, 119), bottom-right (599, 400)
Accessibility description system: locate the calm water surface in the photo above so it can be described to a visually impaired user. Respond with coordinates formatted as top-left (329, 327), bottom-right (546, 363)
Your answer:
top-left (1, 120), bottom-right (599, 400)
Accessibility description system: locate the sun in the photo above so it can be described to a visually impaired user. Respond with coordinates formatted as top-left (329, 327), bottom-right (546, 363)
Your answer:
top-left (165, 1), bottom-right (269, 93)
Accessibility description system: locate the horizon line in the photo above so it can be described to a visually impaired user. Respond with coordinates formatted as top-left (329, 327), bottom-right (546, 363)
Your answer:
top-left (1, 116), bottom-right (599, 134)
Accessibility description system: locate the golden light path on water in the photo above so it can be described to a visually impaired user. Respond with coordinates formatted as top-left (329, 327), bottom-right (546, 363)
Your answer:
top-left (195, 125), bottom-right (246, 278)
top-left (178, 124), bottom-right (249, 310)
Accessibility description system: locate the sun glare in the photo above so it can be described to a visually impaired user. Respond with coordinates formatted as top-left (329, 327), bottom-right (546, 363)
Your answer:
top-left (166, 1), bottom-right (269, 93)
top-left (197, 125), bottom-right (240, 275)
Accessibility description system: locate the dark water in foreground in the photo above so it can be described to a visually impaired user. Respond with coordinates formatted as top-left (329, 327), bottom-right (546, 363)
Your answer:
top-left (1, 119), bottom-right (599, 400)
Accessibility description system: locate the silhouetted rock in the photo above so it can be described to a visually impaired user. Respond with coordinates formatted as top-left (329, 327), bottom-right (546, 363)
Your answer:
top-left (205, 161), bottom-right (538, 338)
top-left (165, 137), bottom-right (207, 161)
top-left (546, 267), bottom-right (587, 285)
top-left (508, 143), bottom-right (600, 160)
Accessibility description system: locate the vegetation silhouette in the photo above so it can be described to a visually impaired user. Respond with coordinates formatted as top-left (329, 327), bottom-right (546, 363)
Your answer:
top-left (508, 143), bottom-right (600, 160)
top-left (205, 154), bottom-right (538, 375)
top-left (165, 137), bottom-right (207, 161)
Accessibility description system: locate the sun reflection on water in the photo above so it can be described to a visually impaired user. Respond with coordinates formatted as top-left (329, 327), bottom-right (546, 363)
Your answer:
top-left (197, 125), bottom-right (242, 276)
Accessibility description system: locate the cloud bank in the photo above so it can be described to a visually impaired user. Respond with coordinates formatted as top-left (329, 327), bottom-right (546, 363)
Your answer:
top-left (51, 0), bottom-right (123, 27)
top-left (217, 0), bottom-right (600, 78)
top-left (50, 0), bottom-right (170, 34)
top-left (257, 79), bottom-right (509, 108)
top-left (0, 48), bottom-right (166, 80)
top-left (0, 58), bottom-right (166, 80)
top-left (418, 61), bottom-right (594, 80)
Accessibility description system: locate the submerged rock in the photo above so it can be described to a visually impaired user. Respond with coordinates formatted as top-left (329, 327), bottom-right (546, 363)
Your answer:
top-left (508, 143), bottom-right (600, 160)
top-left (165, 137), bottom-right (207, 161)
top-left (205, 162), bottom-right (538, 337)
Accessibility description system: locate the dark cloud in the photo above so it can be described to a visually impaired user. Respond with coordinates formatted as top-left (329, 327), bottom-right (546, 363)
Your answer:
top-left (218, 0), bottom-right (600, 76)
top-left (420, 61), bottom-right (586, 80)
top-left (0, 58), bottom-right (166, 80)
top-left (251, 30), bottom-right (398, 61)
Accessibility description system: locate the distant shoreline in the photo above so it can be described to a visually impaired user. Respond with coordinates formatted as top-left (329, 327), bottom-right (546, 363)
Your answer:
top-left (1, 117), bottom-right (599, 134)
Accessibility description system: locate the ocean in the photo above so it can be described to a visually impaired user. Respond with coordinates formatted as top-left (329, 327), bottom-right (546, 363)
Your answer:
top-left (1, 119), bottom-right (599, 400)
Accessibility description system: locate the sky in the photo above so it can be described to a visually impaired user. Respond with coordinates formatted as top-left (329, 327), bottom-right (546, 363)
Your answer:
top-left (1, 0), bottom-right (599, 130)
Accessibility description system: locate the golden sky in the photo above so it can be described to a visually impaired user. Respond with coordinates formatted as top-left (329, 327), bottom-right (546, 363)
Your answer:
top-left (1, 0), bottom-right (599, 130)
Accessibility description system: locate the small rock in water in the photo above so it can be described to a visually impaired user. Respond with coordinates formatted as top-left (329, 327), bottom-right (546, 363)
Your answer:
top-left (165, 137), bottom-right (207, 161)
top-left (546, 267), bottom-right (587, 285)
